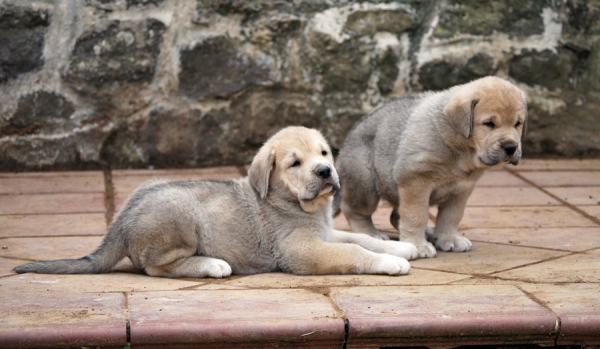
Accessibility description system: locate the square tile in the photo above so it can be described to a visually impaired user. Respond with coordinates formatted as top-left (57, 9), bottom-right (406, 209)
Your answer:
top-left (464, 227), bottom-right (600, 251)
top-left (493, 249), bottom-right (600, 283)
top-left (467, 187), bottom-right (560, 206)
top-left (410, 242), bottom-right (568, 275)
top-left (519, 283), bottom-right (600, 345)
top-left (0, 213), bottom-right (107, 238)
top-left (476, 171), bottom-right (530, 187)
top-left (460, 206), bottom-right (596, 229)
top-left (0, 193), bottom-right (106, 215)
top-left (331, 285), bottom-right (557, 348)
top-left (0, 290), bottom-right (126, 348)
top-left (128, 289), bottom-right (345, 348)
top-left (519, 171), bottom-right (600, 187)
top-left (0, 171), bottom-right (104, 195)
top-left (545, 187), bottom-right (600, 205)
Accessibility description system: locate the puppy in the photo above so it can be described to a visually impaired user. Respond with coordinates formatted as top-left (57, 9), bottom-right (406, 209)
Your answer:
top-left (15, 126), bottom-right (418, 278)
top-left (334, 77), bottom-right (527, 258)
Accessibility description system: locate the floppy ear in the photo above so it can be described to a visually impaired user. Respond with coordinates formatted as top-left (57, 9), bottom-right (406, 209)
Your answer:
top-left (521, 93), bottom-right (529, 141)
top-left (248, 146), bottom-right (275, 199)
top-left (444, 93), bottom-right (478, 139)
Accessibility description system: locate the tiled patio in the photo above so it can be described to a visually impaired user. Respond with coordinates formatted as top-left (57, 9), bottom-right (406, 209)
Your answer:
top-left (1, 159), bottom-right (599, 348)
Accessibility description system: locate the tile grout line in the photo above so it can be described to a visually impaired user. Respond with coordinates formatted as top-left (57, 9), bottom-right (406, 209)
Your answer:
top-left (103, 166), bottom-right (115, 227)
top-left (123, 292), bottom-right (132, 346)
top-left (515, 285), bottom-right (561, 345)
top-left (322, 292), bottom-right (349, 349)
top-left (505, 168), bottom-right (600, 226)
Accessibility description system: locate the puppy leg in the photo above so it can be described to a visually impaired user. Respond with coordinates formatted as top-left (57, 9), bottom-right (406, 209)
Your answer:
top-left (392, 207), bottom-right (436, 244)
top-left (330, 229), bottom-right (418, 260)
top-left (339, 167), bottom-right (389, 240)
top-left (433, 191), bottom-right (473, 252)
top-left (398, 183), bottom-right (437, 258)
top-left (145, 256), bottom-right (232, 278)
top-left (280, 236), bottom-right (410, 275)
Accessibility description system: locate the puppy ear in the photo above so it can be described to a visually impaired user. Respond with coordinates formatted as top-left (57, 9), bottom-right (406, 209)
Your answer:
top-left (248, 146), bottom-right (275, 199)
top-left (521, 93), bottom-right (529, 141)
top-left (444, 93), bottom-right (478, 139)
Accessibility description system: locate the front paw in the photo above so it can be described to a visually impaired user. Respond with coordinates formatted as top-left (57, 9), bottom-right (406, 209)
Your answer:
top-left (436, 235), bottom-right (472, 252)
top-left (373, 254), bottom-right (410, 275)
top-left (414, 241), bottom-right (437, 258)
top-left (374, 231), bottom-right (390, 241)
top-left (385, 241), bottom-right (419, 260)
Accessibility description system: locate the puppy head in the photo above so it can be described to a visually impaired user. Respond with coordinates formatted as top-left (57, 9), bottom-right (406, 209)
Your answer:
top-left (444, 76), bottom-right (528, 167)
top-left (248, 126), bottom-right (340, 213)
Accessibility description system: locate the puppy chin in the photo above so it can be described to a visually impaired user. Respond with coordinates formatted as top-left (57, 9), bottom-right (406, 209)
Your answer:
top-left (299, 179), bottom-right (340, 202)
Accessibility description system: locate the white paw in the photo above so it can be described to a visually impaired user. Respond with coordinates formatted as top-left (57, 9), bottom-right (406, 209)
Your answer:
top-left (415, 241), bottom-right (437, 258)
top-left (374, 231), bottom-right (390, 240)
top-left (436, 235), bottom-right (472, 252)
top-left (373, 254), bottom-right (411, 275)
top-left (385, 241), bottom-right (419, 260)
top-left (206, 259), bottom-right (232, 278)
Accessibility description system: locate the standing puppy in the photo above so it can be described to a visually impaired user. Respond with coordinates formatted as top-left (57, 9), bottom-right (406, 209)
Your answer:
top-left (335, 77), bottom-right (528, 258)
top-left (15, 126), bottom-right (418, 278)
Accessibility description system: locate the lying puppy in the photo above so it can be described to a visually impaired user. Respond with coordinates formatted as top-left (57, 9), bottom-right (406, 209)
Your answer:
top-left (334, 77), bottom-right (527, 258)
top-left (15, 126), bottom-right (418, 277)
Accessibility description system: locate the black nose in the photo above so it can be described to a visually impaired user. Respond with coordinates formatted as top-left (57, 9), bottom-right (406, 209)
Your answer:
top-left (316, 166), bottom-right (331, 179)
top-left (503, 144), bottom-right (517, 156)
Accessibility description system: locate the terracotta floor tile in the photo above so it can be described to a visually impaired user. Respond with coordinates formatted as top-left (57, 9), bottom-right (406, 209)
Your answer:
top-left (410, 241), bottom-right (568, 275)
top-left (0, 236), bottom-right (104, 261)
top-left (468, 187), bottom-right (560, 206)
top-left (0, 172), bottom-right (104, 195)
top-left (545, 187), bottom-right (600, 205)
top-left (476, 171), bottom-right (531, 187)
top-left (519, 171), bottom-right (600, 187)
top-left (112, 166), bottom-right (242, 194)
top-left (579, 206), bottom-right (600, 221)
top-left (493, 249), bottom-right (600, 283)
top-left (128, 289), bottom-right (345, 348)
top-left (193, 270), bottom-right (469, 290)
top-left (520, 283), bottom-right (600, 345)
top-left (460, 206), bottom-right (596, 229)
top-left (515, 159), bottom-right (600, 171)
top-left (0, 213), bottom-right (107, 238)
top-left (0, 193), bottom-right (106, 215)
top-left (0, 272), bottom-right (203, 293)
top-left (465, 227), bottom-right (600, 252)
top-left (330, 285), bottom-right (557, 348)
top-left (0, 290), bottom-right (126, 348)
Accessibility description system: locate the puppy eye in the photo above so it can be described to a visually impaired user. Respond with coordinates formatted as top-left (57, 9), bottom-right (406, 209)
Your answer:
top-left (515, 121), bottom-right (522, 127)
top-left (321, 150), bottom-right (328, 156)
top-left (291, 161), bottom-right (301, 168)
top-left (484, 121), bottom-right (495, 129)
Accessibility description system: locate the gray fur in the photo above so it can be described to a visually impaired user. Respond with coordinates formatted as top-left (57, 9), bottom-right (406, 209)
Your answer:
top-left (15, 126), bottom-right (419, 278)
top-left (335, 77), bottom-right (527, 258)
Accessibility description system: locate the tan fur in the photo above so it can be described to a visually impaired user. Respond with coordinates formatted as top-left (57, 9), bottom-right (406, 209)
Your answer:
top-left (15, 126), bottom-right (418, 277)
top-left (335, 77), bottom-right (527, 258)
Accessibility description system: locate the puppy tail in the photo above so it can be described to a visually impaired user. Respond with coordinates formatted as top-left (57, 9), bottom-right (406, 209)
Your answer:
top-left (13, 227), bottom-right (127, 275)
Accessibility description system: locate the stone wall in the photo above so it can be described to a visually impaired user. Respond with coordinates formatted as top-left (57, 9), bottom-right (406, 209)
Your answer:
top-left (1, 0), bottom-right (599, 171)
